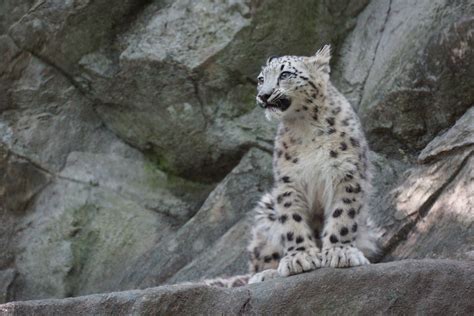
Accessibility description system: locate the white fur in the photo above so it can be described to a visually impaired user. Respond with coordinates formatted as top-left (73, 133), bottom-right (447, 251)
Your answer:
top-left (247, 46), bottom-right (379, 283)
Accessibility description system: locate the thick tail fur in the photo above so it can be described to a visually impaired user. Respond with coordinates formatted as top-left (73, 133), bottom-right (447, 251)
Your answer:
top-left (203, 274), bottom-right (252, 288)
top-left (356, 215), bottom-right (383, 262)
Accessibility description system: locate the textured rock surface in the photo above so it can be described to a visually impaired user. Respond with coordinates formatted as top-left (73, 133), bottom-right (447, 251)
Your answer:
top-left (0, 269), bottom-right (15, 304)
top-left (117, 148), bottom-right (272, 290)
top-left (1, 260), bottom-right (473, 315)
top-left (9, 0), bottom-right (370, 180)
top-left (0, 0), bottom-right (472, 309)
top-left (378, 108), bottom-right (474, 261)
top-left (334, 0), bottom-right (474, 157)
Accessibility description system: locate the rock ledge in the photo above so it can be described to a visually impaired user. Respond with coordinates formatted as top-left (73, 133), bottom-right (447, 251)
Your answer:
top-left (1, 259), bottom-right (472, 315)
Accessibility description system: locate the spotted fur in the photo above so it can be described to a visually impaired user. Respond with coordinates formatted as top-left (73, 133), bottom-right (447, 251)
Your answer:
top-left (208, 45), bottom-right (379, 287)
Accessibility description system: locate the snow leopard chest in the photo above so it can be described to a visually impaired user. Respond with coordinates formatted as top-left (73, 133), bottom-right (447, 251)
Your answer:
top-left (273, 129), bottom-right (337, 207)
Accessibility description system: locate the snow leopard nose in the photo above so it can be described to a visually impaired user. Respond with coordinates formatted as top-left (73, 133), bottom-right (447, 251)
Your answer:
top-left (257, 92), bottom-right (272, 108)
top-left (259, 93), bottom-right (271, 103)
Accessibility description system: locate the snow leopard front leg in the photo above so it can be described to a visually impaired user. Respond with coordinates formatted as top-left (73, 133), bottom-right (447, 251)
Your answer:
top-left (250, 185), bottom-right (321, 283)
top-left (321, 171), bottom-right (371, 267)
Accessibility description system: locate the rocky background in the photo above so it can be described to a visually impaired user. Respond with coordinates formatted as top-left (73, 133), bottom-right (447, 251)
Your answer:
top-left (0, 0), bottom-right (473, 312)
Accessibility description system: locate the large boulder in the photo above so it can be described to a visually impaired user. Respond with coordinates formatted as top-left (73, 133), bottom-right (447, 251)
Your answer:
top-left (331, 0), bottom-right (474, 263)
top-left (379, 107), bottom-right (474, 261)
top-left (0, 35), bottom-right (139, 173)
top-left (334, 0), bottom-right (474, 157)
top-left (11, 151), bottom-right (211, 300)
top-left (9, 147), bottom-right (271, 300)
top-left (117, 148), bottom-right (273, 290)
top-left (1, 260), bottom-right (473, 315)
top-left (0, 27), bottom-right (211, 301)
top-left (9, 0), bottom-right (370, 181)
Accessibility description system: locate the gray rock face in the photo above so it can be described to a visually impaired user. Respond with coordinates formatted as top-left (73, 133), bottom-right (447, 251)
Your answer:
top-left (334, 0), bottom-right (474, 157)
top-left (380, 108), bottom-right (474, 261)
top-left (0, 0), bottom-right (472, 311)
top-left (1, 260), bottom-right (473, 315)
top-left (0, 269), bottom-right (15, 304)
top-left (9, 0), bottom-right (369, 180)
top-left (0, 26), bottom-right (210, 300)
top-left (0, 0), bottom-right (34, 35)
top-left (418, 107), bottom-right (474, 163)
top-left (117, 148), bottom-right (272, 290)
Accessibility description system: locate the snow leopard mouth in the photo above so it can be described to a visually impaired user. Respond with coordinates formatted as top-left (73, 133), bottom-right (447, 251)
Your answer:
top-left (262, 97), bottom-right (292, 112)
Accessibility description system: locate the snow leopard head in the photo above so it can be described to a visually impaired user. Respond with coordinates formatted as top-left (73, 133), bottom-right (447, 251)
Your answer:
top-left (256, 45), bottom-right (331, 121)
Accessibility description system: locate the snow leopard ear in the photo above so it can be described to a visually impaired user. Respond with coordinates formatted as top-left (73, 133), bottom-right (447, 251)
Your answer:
top-left (266, 55), bottom-right (279, 64)
top-left (308, 44), bottom-right (331, 74)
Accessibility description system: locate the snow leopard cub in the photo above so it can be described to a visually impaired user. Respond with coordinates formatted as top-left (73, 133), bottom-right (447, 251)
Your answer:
top-left (206, 45), bottom-right (379, 286)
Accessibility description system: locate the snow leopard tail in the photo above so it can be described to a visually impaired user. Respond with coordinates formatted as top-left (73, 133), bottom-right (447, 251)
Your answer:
top-left (356, 214), bottom-right (383, 262)
top-left (203, 274), bottom-right (252, 288)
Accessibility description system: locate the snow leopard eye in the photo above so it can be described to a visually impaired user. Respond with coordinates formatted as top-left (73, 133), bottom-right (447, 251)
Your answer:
top-left (279, 71), bottom-right (293, 80)
top-left (257, 76), bottom-right (264, 85)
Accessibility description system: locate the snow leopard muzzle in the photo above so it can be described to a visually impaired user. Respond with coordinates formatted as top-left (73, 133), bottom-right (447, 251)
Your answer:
top-left (257, 96), bottom-right (292, 112)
